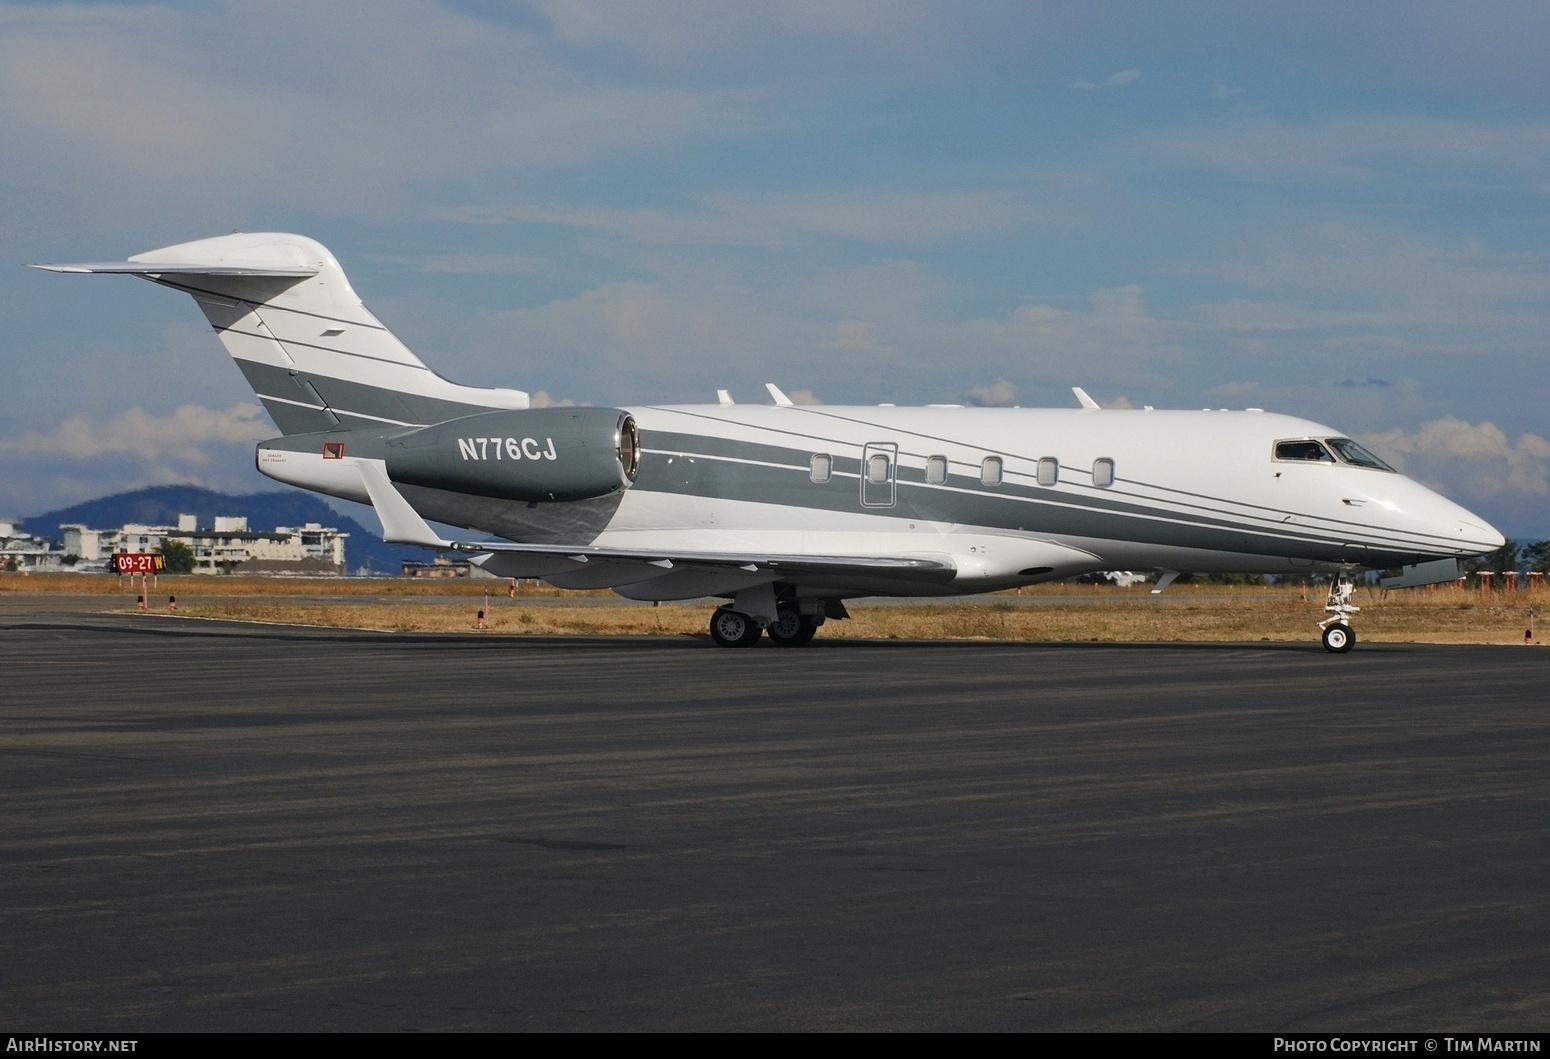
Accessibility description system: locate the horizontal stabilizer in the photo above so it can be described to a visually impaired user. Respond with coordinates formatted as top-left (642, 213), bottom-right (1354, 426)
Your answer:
top-left (29, 262), bottom-right (319, 277)
top-left (33, 232), bottom-right (530, 436)
top-left (357, 461), bottom-right (451, 548)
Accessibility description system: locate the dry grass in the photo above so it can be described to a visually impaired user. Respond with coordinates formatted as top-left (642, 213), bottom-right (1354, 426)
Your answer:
top-left (172, 599), bottom-right (703, 636)
top-left (9, 571), bottom-right (1542, 643)
top-left (146, 582), bottom-right (1546, 644)
top-left (0, 572), bottom-right (599, 597)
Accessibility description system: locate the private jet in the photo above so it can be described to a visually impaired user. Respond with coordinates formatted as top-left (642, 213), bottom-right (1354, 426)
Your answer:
top-left (34, 233), bottom-right (1506, 651)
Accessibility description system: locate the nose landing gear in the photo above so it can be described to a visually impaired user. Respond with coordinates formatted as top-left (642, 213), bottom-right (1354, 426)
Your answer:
top-left (1317, 576), bottom-right (1359, 653)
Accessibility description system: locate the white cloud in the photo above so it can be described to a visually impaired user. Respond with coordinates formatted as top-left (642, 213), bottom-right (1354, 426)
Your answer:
top-left (965, 380), bottom-right (1018, 407)
top-left (822, 320), bottom-right (900, 356)
top-left (438, 186), bottom-right (1068, 247)
top-left (1073, 69), bottom-right (1140, 91)
top-left (465, 279), bottom-right (809, 400)
top-left (527, 391), bottom-right (579, 408)
top-left (960, 285), bottom-right (1186, 377)
top-left (365, 252), bottom-right (548, 274)
top-left (0, 1), bottom-right (751, 219)
top-left (1360, 417), bottom-right (1550, 501)
top-left (0, 402), bottom-right (272, 464)
top-left (1143, 114), bottom-right (1550, 180)
top-left (0, 401), bottom-right (278, 515)
top-left (1178, 219), bottom-right (1550, 358)
top-left (445, 261), bottom-right (1195, 410)
top-left (527, 0), bottom-right (954, 79)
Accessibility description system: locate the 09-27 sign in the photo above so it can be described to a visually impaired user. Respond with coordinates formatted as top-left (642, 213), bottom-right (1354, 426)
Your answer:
top-left (113, 553), bottom-right (165, 575)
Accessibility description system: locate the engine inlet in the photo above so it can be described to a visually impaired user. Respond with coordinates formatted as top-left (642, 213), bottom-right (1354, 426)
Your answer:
top-left (617, 414), bottom-right (640, 481)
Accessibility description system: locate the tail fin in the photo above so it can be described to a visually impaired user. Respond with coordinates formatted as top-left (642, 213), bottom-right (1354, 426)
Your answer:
top-left (33, 232), bottom-right (528, 434)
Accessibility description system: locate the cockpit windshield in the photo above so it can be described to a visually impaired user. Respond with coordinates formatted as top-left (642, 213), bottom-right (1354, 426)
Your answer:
top-left (1326, 438), bottom-right (1395, 471)
top-left (1274, 439), bottom-right (1334, 463)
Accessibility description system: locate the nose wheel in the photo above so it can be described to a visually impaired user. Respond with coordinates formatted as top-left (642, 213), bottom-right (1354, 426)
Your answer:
top-left (1317, 576), bottom-right (1360, 653)
top-left (1321, 622), bottom-right (1355, 653)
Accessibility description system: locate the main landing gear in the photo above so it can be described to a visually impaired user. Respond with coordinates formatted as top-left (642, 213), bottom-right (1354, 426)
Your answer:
top-left (709, 606), bottom-right (763, 647)
top-left (765, 603), bottom-right (819, 647)
top-left (708, 602), bottom-right (822, 648)
top-left (1317, 575), bottom-right (1359, 653)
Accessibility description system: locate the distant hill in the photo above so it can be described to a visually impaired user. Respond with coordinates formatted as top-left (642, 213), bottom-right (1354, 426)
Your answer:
top-left (27, 484), bottom-right (437, 575)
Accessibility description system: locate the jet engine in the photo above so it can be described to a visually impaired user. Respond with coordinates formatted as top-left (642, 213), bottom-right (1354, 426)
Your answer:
top-left (384, 407), bottom-right (639, 503)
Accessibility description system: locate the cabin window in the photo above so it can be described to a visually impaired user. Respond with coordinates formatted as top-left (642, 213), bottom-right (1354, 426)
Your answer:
top-left (1274, 439), bottom-right (1335, 463)
top-left (810, 453), bottom-right (832, 483)
top-left (1326, 438), bottom-right (1395, 472)
top-left (1093, 458), bottom-right (1114, 488)
top-left (925, 455), bottom-right (949, 485)
top-left (981, 457), bottom-right (1003, 487)
top-left (867, 453), bottom-right (892, 484)
top-left (1037, 457), bottom-right (1059, 487)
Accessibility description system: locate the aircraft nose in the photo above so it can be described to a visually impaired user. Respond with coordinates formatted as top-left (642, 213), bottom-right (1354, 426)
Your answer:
top-left (1394, 475), bottom-right (1504, 556)
top-left (1458, 517), bottom-right (1506, 554)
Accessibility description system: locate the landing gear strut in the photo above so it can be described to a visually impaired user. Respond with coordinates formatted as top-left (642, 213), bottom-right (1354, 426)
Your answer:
top-left (1317, 575), bottom-right (1359, 653)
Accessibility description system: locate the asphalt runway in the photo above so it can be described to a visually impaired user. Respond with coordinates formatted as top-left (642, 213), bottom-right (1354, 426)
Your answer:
top-left (2, 594), bottom-right (1547, 1031)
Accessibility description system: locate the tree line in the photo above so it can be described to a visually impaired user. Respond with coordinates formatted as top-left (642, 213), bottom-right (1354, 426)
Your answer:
top-left (1467, 539), bottom-right (1550, 575)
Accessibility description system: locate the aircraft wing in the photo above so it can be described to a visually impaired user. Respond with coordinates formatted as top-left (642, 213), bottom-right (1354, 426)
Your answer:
top-left (355, 458), bottom-right (955, 583)
top-left (451, 538), bottom-right (955, 580)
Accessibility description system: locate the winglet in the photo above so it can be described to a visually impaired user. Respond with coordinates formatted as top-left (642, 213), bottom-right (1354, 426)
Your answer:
top-left (765, 383), bottom-right (794, 407)
top-left (356, 461), bottom-right (449, 547)
top-left (1072, 386), bottom-right (1100, 410)
top-left (717, 389), bottom-right (734, 406)
top-left (1151, 569), bottom-right (1180, 594)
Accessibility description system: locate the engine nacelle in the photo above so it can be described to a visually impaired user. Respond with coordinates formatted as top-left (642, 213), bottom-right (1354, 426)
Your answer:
top-left (384, 407), bottom-right (639, 503)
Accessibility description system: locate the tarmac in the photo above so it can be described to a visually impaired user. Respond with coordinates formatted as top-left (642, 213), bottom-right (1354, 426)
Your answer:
top-left (2, 593), bottom-right (1547, 1030)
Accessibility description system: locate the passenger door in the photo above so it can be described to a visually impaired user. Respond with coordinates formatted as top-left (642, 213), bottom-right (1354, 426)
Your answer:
top-left (860, 442), bottom-right (897, 508)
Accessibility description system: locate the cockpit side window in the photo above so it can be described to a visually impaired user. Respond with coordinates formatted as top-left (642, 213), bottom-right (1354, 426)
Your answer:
top-left (1274, 439), bottom-right (1335, 463)
top-left (1326, 438), bottom-right (1395, 472)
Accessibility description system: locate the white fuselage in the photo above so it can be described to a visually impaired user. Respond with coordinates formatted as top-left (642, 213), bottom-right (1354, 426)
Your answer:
top-left (39, 230), bottom-right (1503, 607)
top-left (260, 402), bottom-right (1503, 598)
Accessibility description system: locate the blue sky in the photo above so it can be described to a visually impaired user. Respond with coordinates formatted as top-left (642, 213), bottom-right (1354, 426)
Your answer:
top-left (1, 1), bottom-right (1547, 534)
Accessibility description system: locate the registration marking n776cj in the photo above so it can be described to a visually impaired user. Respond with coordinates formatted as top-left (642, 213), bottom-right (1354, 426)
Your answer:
top-left (458, 437), bottom-right (557, 461)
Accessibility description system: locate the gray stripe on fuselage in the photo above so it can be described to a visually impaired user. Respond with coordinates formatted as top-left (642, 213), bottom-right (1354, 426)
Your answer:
top-left (636, 428), bottom-right (1446, 565)
top-left (219, 326), bottom-right (425, 372)
top-left (648, 411), bottom-right (1460, 551)
top-left (236, 359), bottom-right (502, 435)
top-left (642, 428), bottom-right (1436, 552)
